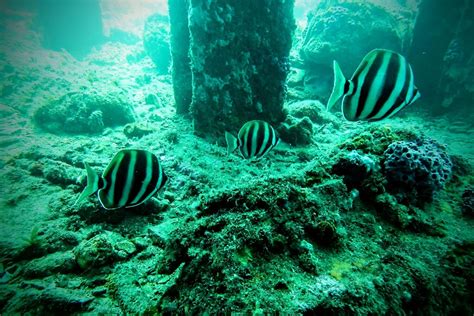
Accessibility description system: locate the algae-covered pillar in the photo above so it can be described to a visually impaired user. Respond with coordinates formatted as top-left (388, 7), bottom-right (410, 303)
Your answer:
top-left (168, 0), bottom-right (193, 114)
top-left (168, 0), bottom-right (295, 136)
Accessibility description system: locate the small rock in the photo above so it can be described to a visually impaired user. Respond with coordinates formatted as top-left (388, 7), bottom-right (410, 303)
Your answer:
top-left (132, 237), bottom-right (151, 251)
top-left (147, 227), bottom-right (166, 248)
top-left (115, 240), bottom-right (137, 260)
top-left (123, 122), bottom-right (154, 139)
top-left (145, 93), bottom-right (161, 106)
top-left (277, 116), bottom-right (313, 146)
top-left (74, 234), bottom-right (114, 269)
top-left (23, 251), bottom-right (77, 278)
top-left (164, 192), bottom-right (175, 202)
top-left (149, 197), bottom-right (170, 212)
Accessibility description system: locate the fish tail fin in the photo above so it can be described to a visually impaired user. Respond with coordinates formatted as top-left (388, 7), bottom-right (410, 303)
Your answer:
top-left (274, 137), bottom-right (280, 148)
top-left (225, 132), bottom-right (238, 155)
top-left (411, 86), bottom-right (421, 104)
top-left (74, 162), bottom-right (100, 206)
top-left (327, 60), bottom-right (347, 111)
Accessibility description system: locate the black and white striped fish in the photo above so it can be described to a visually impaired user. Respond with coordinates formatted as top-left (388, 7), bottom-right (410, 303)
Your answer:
top-left (327, 49), bottom-right (420, 121)
top-left (225, 120), bottom-right (279, 160)
top-left (75, 149), bottom-right (168, 210)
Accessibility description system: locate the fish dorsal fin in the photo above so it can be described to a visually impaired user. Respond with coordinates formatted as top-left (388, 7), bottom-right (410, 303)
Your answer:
top-left (327, 60), bottom-right (347, 111)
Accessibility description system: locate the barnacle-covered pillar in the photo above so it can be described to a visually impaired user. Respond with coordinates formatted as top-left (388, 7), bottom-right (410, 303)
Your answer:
top-left (169, 0), bottom-right (193, 114)
top-left (169, 0), bottom-right (295, 136)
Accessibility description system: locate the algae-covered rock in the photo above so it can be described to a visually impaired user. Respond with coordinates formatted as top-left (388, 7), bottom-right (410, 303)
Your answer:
top-left (278, 116), bottom-right (313, 146)
top-left (74, 234), bottom-right (113, 269)
top-left (156, 177), bottom-right (352, 313)
top-left (2, 286), bottom-right (93, 314)
top-left (109, 257), bottom-right (183, 314)
top-left (439, 240), bottom-right (474, 314)
top-left (285, 99), bottom-right (339, 126)
top-left (305, 220), bottom-right (340, 248)
top-left (29, 158), bottom-right (82, 188)
top-left (74, 231), bottom-right (136, 269)
top-left (143, 14), bottom-right (171, 74)
top-left (374, 193), bottom-right (446, 236)
top-left (339, 125), bottom-right (418, 156)
top-left (34, 91), bottom-right (135, 134)
top-left (22, 251), bottom-right (77, 278)
top-left (301, 1), bottom-right (414, 71)
top-left (332, 150), bottom-right (379, 189)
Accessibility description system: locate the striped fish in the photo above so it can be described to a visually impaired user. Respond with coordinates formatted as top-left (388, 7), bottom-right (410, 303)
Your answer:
top-left (327, 49), bottom-right (420, 121)
top-left (225, 120), bottom-right (279, 160)
top-left (75, 149), bottom-right (167, 210)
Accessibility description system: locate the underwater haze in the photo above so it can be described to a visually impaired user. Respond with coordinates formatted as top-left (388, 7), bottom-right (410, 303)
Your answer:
top-left (0, 0), bottom-right (473, 314)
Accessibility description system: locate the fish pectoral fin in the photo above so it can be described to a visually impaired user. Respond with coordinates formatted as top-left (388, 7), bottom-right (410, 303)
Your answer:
top-left (327, 60), bottom-right (347, 111)
top-left (225, 132), bottom-right (238, 155)
top-left (74, 162), bottom-right (100, 207)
